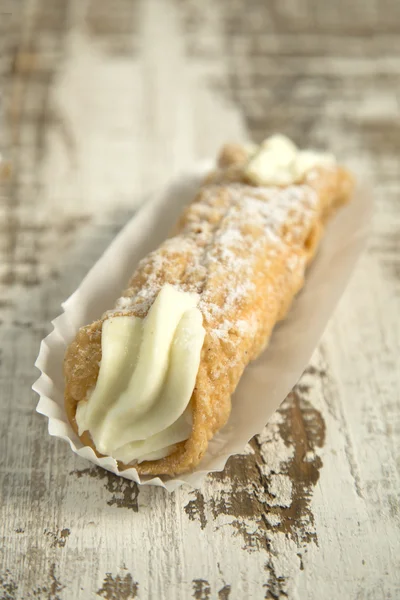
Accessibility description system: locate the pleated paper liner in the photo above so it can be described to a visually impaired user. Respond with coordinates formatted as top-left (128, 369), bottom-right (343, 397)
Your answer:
top-left (33, 164), bottom-right (372, 491)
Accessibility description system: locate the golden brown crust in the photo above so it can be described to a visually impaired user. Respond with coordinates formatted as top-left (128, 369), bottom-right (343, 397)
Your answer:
top-left (217, 143), bottom-right (250, 169)
top-left (64, 153), bottom-right (354, 476)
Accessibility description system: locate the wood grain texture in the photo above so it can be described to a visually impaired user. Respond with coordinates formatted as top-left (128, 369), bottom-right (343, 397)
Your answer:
top-left (0, 0), bottom-right (399, 598)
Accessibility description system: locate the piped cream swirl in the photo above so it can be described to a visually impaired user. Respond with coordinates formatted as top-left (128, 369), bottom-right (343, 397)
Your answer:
top-left (244, 134), bottom-right (336, 186)
top-left (75, 285), bottom-right (205, 464)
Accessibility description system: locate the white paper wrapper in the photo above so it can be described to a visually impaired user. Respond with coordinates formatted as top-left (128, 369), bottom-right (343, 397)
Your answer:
top-left (33, 162), bottom-right (372, 491)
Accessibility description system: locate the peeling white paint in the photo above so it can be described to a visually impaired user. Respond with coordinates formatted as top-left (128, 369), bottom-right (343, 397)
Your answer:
top-left (1, 0), bottom-right (400, 599)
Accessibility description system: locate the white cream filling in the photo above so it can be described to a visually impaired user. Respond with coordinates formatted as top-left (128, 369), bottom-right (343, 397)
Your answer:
top-left (75, 284), bottom-right (205, 464)
top-left (244, 134), bottom-right (336, 186)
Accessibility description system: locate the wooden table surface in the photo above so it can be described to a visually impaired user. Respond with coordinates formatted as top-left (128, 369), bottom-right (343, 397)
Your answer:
top-left (1, 1), bottom-right (399, 598)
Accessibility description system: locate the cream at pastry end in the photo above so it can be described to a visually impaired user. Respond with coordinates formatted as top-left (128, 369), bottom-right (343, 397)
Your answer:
top-left (243, 134), bottom-right (336, 186)
top-left (75, 284), bottom-right (206, 464)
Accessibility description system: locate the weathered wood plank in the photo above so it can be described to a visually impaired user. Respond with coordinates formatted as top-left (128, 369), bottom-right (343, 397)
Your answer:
top-left (1, 0), bottom-right (399, 598)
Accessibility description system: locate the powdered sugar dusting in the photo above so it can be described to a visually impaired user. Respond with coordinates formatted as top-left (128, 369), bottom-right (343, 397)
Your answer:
top-left (107, 181), bottom-right (319, 350)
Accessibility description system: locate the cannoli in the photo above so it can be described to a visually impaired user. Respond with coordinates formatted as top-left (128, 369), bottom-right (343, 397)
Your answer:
top-left (64, 135), bottom-right (354, 476)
